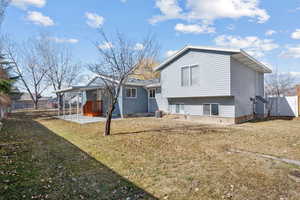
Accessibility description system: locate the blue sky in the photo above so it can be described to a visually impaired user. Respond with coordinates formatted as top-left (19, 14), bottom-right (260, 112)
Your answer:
top-left (3, 0), bottom-right (300, 77)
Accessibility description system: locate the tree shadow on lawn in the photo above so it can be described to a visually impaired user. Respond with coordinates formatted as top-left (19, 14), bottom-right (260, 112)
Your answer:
top-left (9, 110), bottom-right (58, 120)
top-left (0, 115), bottom-right (158, 200)
top-left (112, 125), bottom-right (231, 136)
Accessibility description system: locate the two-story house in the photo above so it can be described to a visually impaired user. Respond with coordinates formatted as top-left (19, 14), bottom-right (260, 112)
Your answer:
top-left (56, 46), bottom-right (271, 124)
top-left (153, 46), bottom-right (272, 123)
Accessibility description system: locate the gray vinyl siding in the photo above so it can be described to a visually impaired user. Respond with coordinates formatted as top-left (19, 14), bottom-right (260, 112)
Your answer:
top-left (155, 88), bottom-right (169, 112)
top-left (89, 89), bottom-right (121, 116)
top-left (148, 98), bottom-right (158, 113)
top-left (230, 58), bottom-right (265, 117)
top-left (168, 97), bottom-right (235, 118)
top-left (161, 49), bottom-right (231, 98)
top-left (86, 90), bottom-right (96, 101)
top-left (122, 86), bottom-right (148, 115)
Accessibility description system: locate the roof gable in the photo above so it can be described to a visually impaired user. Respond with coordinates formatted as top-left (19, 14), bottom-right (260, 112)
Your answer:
top-left (155, 46), bottom-right (272, 73)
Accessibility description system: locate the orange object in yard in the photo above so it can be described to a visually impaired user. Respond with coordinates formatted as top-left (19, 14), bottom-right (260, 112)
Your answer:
top-left (83, 101), bottom-right (103, 117)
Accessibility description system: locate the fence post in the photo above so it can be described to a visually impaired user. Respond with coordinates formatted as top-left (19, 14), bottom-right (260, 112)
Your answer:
top-left (297, 85), bottom-right (300, 117)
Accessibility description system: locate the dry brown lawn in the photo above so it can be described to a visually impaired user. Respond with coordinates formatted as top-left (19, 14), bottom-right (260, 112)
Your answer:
top-left (1, 111), bottom-right (300, 200)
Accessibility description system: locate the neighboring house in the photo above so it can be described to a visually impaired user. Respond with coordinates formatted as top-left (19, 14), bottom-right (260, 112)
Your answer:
top-left (11, 93), bottom-right (53, 110)
top-left (57, 46), bottom-right (271, 124)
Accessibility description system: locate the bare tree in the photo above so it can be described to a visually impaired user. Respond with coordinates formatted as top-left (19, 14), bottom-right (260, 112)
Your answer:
top-left (265, 68), bottom-right (295, 97)
top-left (4, 37), bottom-right (49, 109)
top-left (265, 68), bottom-right (295, 117)
top-left (89, 31), bottom-right (160, 136)
top-left (37, 35), bottom-right (80, 109)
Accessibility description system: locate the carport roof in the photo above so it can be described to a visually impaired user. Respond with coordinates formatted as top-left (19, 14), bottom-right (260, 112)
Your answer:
top-left (54, 85), bottom-right (104, 94)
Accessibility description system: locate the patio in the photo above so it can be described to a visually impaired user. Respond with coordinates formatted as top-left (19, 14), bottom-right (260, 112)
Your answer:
top-left (56, 114), bottom-right (108, 124)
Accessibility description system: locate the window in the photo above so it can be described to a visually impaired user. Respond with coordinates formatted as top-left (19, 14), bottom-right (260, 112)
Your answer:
top-left (180, 104), bottom-right (185, 113)
top-left (168, 104), bottom-right (173, 113)
top-left (203, 104), bottom-right (219, 116)
top-left (181, 65), bottom-right (199, 87)
top-left (191, 65), bottom-right (200, 86)
top-left (149, 89), bottom-right (156, 98)
top-left (175, 104), bottom-right (185, 114)
top-left (176, 104), bottom-right (180, 113)
top-left (125, 88), bottom-right (137, 98)
top-left (211, 104), bottom-right (219, 116)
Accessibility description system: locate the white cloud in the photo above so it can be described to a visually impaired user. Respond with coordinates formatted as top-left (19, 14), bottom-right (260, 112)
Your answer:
top-left (214, 35), bottom-right (279, 57)
top-left (120, 0), bottom-right (127, 2)
top-left (291, 29), bottom-right (300, 40)
top-left (98, 42), bottom-right (113, 49)
top-left (85, 12), bottom-right (104, 28)
top-left (281, 45), bottom-right (300, 58)
top-left (26, 11), bottom-right (54, 26)
top-left (150, 0), bottom-right (269, 24)
top-left (149, 0), bottom-right (183, 24)
top-left (265, 30), bottom-right (277, 36)
top-left (165, 50), bottom-right (178, 57)
top-left (290, 71), bottom-right (300, 77)
top-left (133, 43), bottom-right (144, 50)
top-left (11, 0), bottom-right (46, 9)
top-left (175, 23), bottom-right (215, 34)
top-left (48, 37), bottom-right (79, 44)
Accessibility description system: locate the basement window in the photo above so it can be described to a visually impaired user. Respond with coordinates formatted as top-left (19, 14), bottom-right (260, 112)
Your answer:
top-left (203, 104), bottom-right (219, 116)
top-left (211, 104), bottom-right (219, 116)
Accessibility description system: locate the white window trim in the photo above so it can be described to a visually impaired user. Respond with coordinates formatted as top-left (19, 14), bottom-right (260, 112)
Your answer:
top-left (181, 64), bottom-right (199, 87)
top-left (203, 103), bottom-right (220, 116)
top-left (175, 103), bottom-right (185, 114)
top-left (125, 87), bottom-right (137, 99)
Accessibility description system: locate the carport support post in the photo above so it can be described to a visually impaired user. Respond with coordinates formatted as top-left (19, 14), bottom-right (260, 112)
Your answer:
top-left (57, 93), bottom-right (60, 116)
top-left (81, 91), bottom-right (84, 115)
top-left (297, 85), bottom-right (300, 117)
top-left (63, 94), bottom-right (65, 119)
top-left (77, 93), bottom-right (79, 120)
top-left (69, 101), bottom-right (72, 116)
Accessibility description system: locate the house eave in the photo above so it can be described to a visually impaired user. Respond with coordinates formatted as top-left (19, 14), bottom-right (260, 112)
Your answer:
top-left (154, 45), bottom-right (272, 74)
top-left (154, 45), bottom-right (240, 72)
top-left (54, 86), bottom-right (105, 94)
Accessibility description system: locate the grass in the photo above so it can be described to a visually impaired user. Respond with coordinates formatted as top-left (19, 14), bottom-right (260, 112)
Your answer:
top-left (1, 111), bottom-right (300, 199)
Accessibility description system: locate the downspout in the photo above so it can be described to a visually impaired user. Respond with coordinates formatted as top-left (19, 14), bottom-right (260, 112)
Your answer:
top-left (120, 86), bottom-right (124, 118)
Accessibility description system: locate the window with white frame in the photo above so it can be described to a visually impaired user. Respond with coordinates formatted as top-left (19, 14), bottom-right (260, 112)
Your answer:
top-left (149, 88), bottom-right (156, 98)
top-left (125, 88), bottom-right (137, 98)
top-left (211, 104), bottom-right (219, 116)
top-left (176, 104), bottom-right (180, 113)
top-left (191, 65), bottom-right (200, 86)
top-left (203, 104), bottom-right (219, 116)
top-left (181, 65), bottom-right (199, 87)
top-left (175, 104), bottom-right (185, 114)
